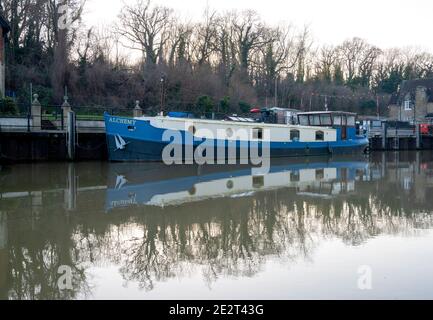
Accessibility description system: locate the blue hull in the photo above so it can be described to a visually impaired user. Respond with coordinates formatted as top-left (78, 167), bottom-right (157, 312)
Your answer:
top-left (104, 114), bottom-right (369, 162)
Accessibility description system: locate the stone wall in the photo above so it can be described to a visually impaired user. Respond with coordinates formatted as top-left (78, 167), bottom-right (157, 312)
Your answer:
top-left (415, 87), bottom-right (428, 121)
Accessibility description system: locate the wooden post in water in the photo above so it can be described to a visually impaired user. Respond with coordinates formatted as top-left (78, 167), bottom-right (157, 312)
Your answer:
top-left (381, 122), bottom-right (387, 150)
top-left (0, 212), bottom-right (7, 290)
top-left (64, 163), bottom-right (77, 211)
top-left (66, 111), bottom-right (76, 161)
top-left (0, 212), bottom-right (6, 251)
top-left (416, 123), bottom-right (421, 149)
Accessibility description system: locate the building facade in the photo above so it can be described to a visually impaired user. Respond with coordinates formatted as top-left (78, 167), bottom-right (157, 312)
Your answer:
top-left (0, 14), bottom-right (10, 98)
top-left (388, 79), bottom-right (433, 123)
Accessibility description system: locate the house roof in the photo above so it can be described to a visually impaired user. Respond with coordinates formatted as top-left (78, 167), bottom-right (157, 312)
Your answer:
top-left (0, 14), bottom-right (10, 34)
top-left (390, 78), bottom-right (433, 105)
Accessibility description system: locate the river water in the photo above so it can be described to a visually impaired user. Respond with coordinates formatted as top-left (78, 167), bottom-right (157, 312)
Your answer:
top-left (1, 152), bottom-right (433, 300)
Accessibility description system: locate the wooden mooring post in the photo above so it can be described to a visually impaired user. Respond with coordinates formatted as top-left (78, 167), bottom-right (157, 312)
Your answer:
top-left (416, 123), bottom-right (421, 149)
top-left (64, 163), bottom-right (77, 211)
top-left (381, 122), bottom-right (387, 149)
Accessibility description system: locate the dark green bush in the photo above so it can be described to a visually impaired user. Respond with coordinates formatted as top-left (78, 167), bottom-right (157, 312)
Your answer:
top-left (0, 97), bottom-right (19, 115)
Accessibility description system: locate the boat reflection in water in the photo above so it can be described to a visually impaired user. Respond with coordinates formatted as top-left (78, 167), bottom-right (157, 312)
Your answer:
top-left (2, 152), bottom-right (433, 299)
top-left (106, 156), bottom-right (367, 210)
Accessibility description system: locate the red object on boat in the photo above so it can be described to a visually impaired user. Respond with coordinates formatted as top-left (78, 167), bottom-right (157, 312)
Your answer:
top-left (250, 108), bottom-right (261, 113)
top-left (420, 124), bottom-right (429, 135)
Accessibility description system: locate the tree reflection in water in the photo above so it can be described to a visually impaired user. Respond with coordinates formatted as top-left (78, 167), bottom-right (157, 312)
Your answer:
top-left (1, 152), bottom-right (433, 298)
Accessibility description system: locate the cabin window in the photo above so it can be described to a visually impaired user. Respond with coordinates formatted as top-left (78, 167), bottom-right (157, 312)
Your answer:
top-left (347, 116), bottom-right (356, 127)
top-left (333, 115), bottom-right (342, 126)
top-left (316, 130), bottom-right (325, 141)
top-left (127, 126), bottom-right (136, 132)
top-left (253, 128), bottom-right (263, 140)
top-left (188, 125), bottom-right (196, 135)
top-left (309, 115), bottom-right (321, 126)
top-left (299, 115), bottom-right (309, 126)
top-left (320, 114), bottom-right (332, 126)
top-left (290, 171), bottom-right (300, 182)
top-left (316, 169), bottom-right (325, 180)
top-left (290, 129), bottom-right (300, 141)
top-left (253, 176), bottom-right (264, 188)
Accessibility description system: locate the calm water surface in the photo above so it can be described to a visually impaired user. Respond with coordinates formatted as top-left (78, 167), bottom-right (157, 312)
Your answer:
top-left (1, 152), bottom-right (433, 300)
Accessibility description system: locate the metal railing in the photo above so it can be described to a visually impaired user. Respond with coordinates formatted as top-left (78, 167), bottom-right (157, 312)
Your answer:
top-left (0, 104), bottom-right (135, 132)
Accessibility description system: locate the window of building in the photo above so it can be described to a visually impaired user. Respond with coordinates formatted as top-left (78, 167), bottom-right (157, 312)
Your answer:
top-left (252, 128), bottom-right (263, 140)
top-left (316, 130), bottom-right (325, 141)
top-left (290, 129), bottom-right (300, 141)
top-left (404, 100), bottom-right (412, 111)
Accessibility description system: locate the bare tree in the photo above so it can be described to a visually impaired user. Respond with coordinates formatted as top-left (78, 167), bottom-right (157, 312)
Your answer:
top-left (231, 10), bottom-right (270, 74)
top-left (117, 0), bottom-right (172, 66)
top-left (191, 8), bottom-right (218, 66)
top-left (338, 37), bottom-right (381, 87)
top-left (315, 45), bottom-right (339, 82)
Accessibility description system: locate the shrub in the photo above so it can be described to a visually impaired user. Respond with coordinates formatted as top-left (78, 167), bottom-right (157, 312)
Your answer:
top-left (0, 97), bottom-right (19, 115)
top-left (219, 96), bottom-right (230, 114)
top-left (196, 95), bottom-right (214, 114)
top-left (238, 100), bottom-right (252, 114)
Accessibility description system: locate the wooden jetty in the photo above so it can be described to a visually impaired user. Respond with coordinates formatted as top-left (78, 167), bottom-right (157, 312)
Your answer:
top-left (0, 95), bottom-right (146, 163)
top-left (368, 121), bottom-right (433, 151)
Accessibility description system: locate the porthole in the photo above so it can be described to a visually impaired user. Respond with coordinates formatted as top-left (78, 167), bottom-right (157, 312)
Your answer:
top-left (226, 180), bottom-right (234, 189)
top-left (226, 128), bottom-right (233, 138)
top-left (188, 125), bottom-right (196, 135)
top-left (188, 186), bottom-right (196, 195)
top-left (253, 128), bottom-right (263, 140)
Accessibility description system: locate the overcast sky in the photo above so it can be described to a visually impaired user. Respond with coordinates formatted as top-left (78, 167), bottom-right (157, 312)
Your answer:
top-left (84, 0), bottom-right (433, 51)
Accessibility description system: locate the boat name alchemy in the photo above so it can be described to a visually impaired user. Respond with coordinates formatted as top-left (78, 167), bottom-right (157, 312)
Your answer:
top-left (109, 117), bottom-right (137, 126)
